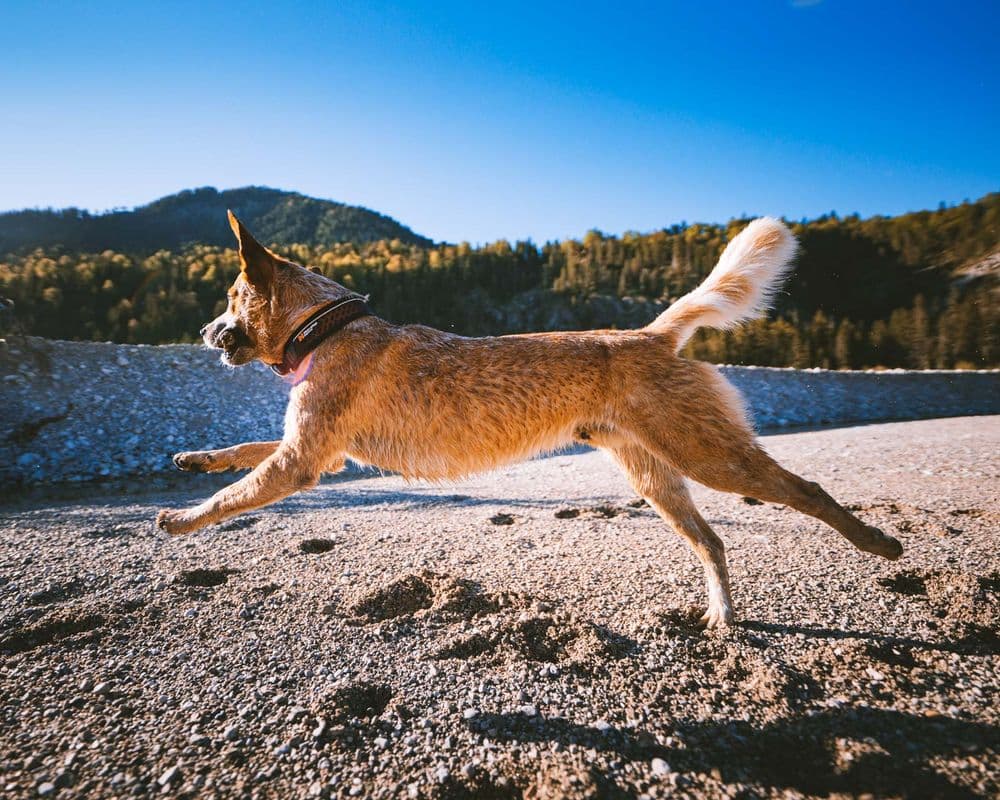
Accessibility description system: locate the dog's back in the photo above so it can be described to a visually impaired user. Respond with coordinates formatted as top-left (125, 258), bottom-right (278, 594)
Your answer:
top-left (337, 219), bottom-right (796, 480)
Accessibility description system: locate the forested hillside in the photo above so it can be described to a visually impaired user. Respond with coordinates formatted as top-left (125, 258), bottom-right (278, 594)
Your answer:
top-left (0, 186), bottom-right (433, 252)
top-left (1, 192), bottom-right (997, 369)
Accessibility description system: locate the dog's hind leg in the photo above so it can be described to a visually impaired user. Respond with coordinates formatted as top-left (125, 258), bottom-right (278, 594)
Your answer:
top-left (602, 440), bottom-right (735, 628)
top-left (629, 404), bottom-right (903, 560)
top-left (172, 441), bottom-right (280, 473)
top-left (681, 444), bottom-right (903, 560)
top-left (625, 364), bottom-right (902, 562)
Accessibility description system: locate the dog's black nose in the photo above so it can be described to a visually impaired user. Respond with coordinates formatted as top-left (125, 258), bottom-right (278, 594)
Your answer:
top-left (199, 323), bottom-right (209, 336)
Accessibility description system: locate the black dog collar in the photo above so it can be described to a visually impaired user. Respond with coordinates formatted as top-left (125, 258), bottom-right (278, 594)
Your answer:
top-left (271, 296), bottom-right (370, 377)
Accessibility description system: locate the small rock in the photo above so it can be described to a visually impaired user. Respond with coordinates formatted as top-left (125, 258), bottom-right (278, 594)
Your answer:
top-left (651, 758), bottom-right (671, 776)
top-left (17, 452), bottom-right (41, 469)
top-left (435, 767), bottom-right (450, 783)
top-left (462, 708), bottom-right (478, 719)
top-left (224, 725), bottom-right (240, 742)
top-left (37, 783), bottom-right (56, 797)
top-left (158, 766), bottom-right (181, 787)
top-left (866, 667), bottom-right (885, 682)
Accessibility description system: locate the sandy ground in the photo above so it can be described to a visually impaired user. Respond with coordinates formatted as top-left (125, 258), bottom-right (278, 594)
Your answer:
top-left (1, 416), bottom-right (998, 799)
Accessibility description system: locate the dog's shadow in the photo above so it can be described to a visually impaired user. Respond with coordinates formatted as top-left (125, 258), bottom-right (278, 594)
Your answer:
top-left (740, 619), bottom-right (1000, 657)
top-left (467, 706), bottom-right (996, 799)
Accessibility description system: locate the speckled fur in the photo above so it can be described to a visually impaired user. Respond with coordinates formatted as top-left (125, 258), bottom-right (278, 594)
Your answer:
top-left (157, 213), bottom-right (903, 627)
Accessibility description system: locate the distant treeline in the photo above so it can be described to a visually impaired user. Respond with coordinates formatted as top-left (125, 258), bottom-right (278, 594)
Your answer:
top-left (1, 193), bottom-right (997, 369)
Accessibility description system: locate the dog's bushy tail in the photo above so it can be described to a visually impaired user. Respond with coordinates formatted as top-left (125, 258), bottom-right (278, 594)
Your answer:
top-left (646, 217), bottom-right (797, 353)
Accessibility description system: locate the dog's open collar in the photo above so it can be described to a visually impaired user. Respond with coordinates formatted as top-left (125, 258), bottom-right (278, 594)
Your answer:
top-left (270, 296), bottom-right (370, 377)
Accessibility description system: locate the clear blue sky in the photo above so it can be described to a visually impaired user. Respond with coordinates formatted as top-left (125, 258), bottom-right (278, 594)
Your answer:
top-left (1, 0), bottom-right (997, 243)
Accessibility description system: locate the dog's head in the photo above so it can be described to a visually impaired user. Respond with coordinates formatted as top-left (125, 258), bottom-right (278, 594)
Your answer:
top-left (201, 211), bottom-right (359, 367)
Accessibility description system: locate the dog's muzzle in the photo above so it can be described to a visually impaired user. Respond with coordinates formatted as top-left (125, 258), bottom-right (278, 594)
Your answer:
top-left (203, 322), bottom-right (250, 356)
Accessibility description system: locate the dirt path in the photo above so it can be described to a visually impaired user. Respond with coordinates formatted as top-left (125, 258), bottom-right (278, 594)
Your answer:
top-left (1, 416), bottom-right (998, 798)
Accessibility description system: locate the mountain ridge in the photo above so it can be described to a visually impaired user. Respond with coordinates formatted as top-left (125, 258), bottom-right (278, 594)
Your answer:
top-left (0, 186), bottom-right (434, 252)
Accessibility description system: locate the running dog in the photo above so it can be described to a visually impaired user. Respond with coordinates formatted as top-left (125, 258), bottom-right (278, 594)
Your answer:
top-left (157, 212), bottom-right (903, 627)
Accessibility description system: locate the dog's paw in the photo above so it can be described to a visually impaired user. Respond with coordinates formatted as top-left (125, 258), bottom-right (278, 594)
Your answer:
top-left (859, 525), bottom-right (904, 561)
top-left (699, 602), bottom-right (735, 630)
top-left (172, 451), bottom-right (215, 473)
top-left (156, 508), bottom-right (201, 536)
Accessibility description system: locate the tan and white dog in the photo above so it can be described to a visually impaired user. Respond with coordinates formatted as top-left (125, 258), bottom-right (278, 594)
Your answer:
top-left (157, 212), bottom-right (902, 627)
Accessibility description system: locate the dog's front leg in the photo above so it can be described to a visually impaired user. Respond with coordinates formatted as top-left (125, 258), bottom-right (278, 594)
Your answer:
top-left (156, 444), bottom-right (343, 536)
top-left (172, 441), bottom-right (281, 473)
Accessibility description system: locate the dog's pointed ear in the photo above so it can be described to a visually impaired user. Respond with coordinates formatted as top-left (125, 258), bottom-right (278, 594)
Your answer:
top-left (227, 210), bottom-right (274, 291)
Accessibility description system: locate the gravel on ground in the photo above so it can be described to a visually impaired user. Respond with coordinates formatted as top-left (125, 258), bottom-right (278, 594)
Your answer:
top-left (0, 416), bottom-right (997, 799)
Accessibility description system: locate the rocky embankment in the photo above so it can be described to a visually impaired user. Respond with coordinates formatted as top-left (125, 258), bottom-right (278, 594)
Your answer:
top-left (1, 336), bottom-right (998, 487)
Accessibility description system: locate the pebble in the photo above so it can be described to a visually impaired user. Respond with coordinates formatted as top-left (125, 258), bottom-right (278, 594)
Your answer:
top-left (651, 758), bottom-right (671, 776)
top-left (158, 766), bottom-right (181, 787)
top-left (37, 783), bottom-right (55, 797)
